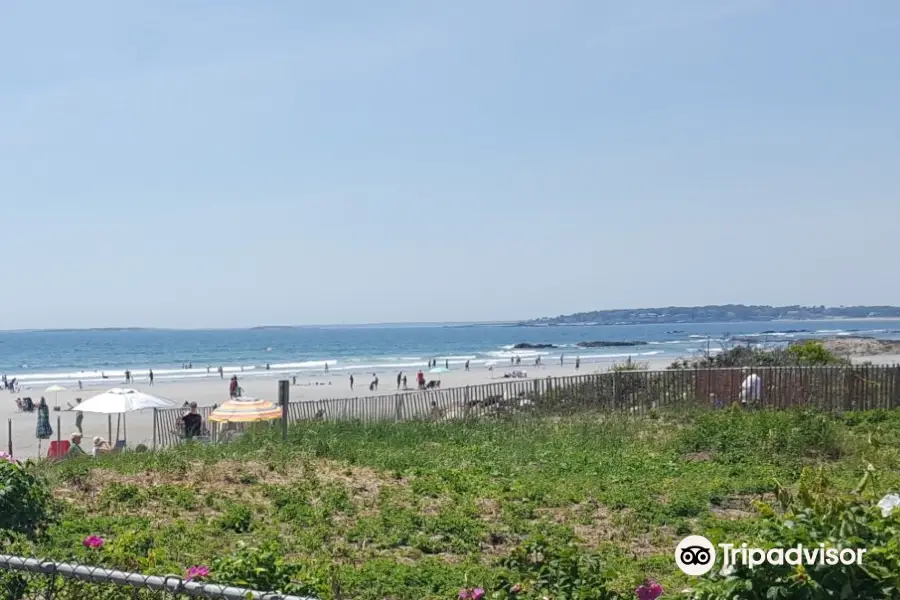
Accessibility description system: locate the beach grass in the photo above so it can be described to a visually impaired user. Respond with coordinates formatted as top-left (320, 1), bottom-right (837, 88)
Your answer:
top-left (34, 408), bottom-right (900, 599)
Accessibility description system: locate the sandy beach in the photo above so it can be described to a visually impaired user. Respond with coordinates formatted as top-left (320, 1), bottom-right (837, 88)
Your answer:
top-left (3, 357), bottom-right (663, 458)
top-left (4, 353), bottom-right (896, 459)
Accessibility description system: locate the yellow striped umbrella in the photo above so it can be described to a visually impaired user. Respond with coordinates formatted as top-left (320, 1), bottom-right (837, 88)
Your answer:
top-left (208, 397), bottom-right (282, 423)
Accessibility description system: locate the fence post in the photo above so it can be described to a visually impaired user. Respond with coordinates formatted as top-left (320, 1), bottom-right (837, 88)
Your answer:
top-left (152, 409), bottom-right (157, 450)
top-left (279, 380), bottom-right (289, 441)
top-left (107, 415), bottom-right (112, 445)
top-left (7, 419), bottom-right (11, 456)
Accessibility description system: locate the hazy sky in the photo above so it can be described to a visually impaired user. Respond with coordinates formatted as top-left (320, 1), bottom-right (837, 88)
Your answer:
top-left (1, 1), bottom-right (898, 329)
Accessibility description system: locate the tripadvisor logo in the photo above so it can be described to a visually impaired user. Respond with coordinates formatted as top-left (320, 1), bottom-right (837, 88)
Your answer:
top-left (675, 535), bottom-right (867, 576)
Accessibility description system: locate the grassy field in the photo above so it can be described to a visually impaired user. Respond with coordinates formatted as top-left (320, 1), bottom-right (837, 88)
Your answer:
top-left (33, 407), bottom-right (900, 599)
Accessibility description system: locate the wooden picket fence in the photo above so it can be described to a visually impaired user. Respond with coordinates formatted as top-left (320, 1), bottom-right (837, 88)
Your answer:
top-left (152, 365), bottom-right (900, 448)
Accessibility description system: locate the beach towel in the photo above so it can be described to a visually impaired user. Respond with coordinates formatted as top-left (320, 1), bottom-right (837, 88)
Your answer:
top-left (36, 405), bottom-right (53, 439)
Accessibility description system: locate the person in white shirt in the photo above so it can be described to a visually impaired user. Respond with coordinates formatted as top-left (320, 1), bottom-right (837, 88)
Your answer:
top-left (739, 369), bottom-right (762, 406)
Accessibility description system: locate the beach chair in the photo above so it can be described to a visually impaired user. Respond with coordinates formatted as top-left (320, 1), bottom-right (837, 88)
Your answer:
top-left (47, 440), bottom-right (71, 460)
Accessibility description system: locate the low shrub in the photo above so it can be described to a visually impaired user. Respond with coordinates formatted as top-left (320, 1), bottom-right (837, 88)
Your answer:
top-left (0, 454), bottom-right (55, 539)
top-left (689, 468), bottom-right (900, 599)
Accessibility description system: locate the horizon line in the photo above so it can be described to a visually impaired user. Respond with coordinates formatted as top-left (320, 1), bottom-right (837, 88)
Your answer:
top-left (2, 303), bottom-right (900, 334)
top-left (0, 320), bottom-right (518, 334)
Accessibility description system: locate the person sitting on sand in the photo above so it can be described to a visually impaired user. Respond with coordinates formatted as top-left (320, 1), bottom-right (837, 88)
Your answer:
top-left (67, 433), bottom-right (86, 457)
top-left (92, 437), bottom-right (112, 457)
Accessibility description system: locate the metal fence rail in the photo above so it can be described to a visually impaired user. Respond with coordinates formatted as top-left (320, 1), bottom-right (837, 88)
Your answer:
top-left (153, 365), bottom-right (900, 448)
top-left (0, 555), bottom-right (316, 600)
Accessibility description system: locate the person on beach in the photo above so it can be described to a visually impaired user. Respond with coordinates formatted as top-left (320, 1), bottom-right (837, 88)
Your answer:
top-left (125, 369), bottom-right (131, 383)
top-left (77, 379), bottom-right (83, 390)
top-left (560, 354), bottom-right (564, 366)
top-left (445, 359), bottom-right (449, 369)
top-left (397, 372), bottom-right (402, 389)
top-left (74, 399), bottom-right (83, 434)
top-left (229, 376), bottom-right (238, 398)
top-left (148, 369), bottom-right (154, 385)
top-left (417, 370), bottom-right (425, 389)
top-left (182, 402), bottom-right (203, 439)
top-left (402, 374), bottom-right (407, 389)
top-left (266, 363), bottom-right (270, 370)
top-left (349, 374), bottom-right (354, 390)
top-left (36, 397), bottom-right (53, 455)
top-left (218, 366), bottom-right (224, 379)
top-left (67, 432), bottom-right (86, 457)
top-left (575, 357), bottom-right (581, 370)
top-left (92, 437), bottom-right (112, 456)
top-left (371, 374), bottom-right (379, 391)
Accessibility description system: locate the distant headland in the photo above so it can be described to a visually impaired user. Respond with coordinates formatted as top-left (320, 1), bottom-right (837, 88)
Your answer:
top-left (518, 305), bottom-right (900, 327)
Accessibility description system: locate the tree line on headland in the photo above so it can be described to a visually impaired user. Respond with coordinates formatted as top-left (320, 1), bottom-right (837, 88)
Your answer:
top-left (519, 304), bottom-right (900, 326)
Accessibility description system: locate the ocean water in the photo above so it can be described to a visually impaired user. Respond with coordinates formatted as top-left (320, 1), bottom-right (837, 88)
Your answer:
top-left (0, 320), bottom-right (897, 388)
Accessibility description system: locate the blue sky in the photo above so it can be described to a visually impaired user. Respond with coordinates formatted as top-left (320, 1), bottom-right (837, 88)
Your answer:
top-left (1, 1), bottom-right (898, 329)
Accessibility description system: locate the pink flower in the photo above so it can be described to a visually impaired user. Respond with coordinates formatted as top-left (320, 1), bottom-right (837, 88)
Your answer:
top-left (0, 451), bottom-right (17, 464)
top-left (459, 589), bottom-right (471, 600)
top-left (511, 583), bottom-right (522, 594)
top-left (472, 588), bottom-right (485, 600)
top-left (635, 579), bottom-right (663, 600)
top-left (82, 536), bottom-right (104, 549)
top-left (185, 565), bottom-right (210, 582)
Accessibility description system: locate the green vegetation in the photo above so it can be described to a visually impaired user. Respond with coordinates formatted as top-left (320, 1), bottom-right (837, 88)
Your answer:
top-left (1, 408), bottom-right (898, 599)
top-left (669, 340), bottom-right (851, 369)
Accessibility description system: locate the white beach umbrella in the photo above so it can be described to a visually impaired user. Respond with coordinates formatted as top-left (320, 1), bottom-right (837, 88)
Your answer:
top-left (45, 384), bottom-right (66, 409)
top-left (78, 388), bottom-right (179, 446)
top-left (78, 388), bottom-right (177, 414)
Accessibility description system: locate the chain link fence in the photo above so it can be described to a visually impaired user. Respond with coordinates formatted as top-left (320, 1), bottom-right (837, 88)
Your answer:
top-left (0, 555), bottom-right (316, 600)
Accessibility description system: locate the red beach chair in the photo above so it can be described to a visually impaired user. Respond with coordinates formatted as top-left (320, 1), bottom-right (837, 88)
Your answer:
top-left (47, 440), bottom-right (70, 459)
